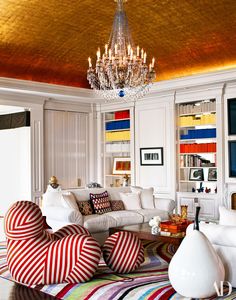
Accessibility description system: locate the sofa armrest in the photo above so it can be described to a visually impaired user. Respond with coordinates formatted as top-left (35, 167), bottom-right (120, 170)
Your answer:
top-left (154, 198), bottom-right (175, 213)
top-left (187, 223), bottom-right (236, 248)
top-left (42, 206), bottom-right (83, 225)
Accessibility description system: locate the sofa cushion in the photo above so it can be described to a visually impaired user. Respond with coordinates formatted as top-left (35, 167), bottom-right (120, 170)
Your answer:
top-left (131, 187), bottom-right (154, 209)
top-left (67, 187), bottom-right (131, 203)
top-left (78, 200), bottom-right (93, 216)
top-left (120, 192), bottom-right (142, 210)
top-left (105, 211), bottom-right (143, 226)
top-left (111, 200), bottom-right (125, 211)
top-left (61, 192), bottom-right (78, 210)
top-left (134, 209), bottom-right (169, 223)
top-left (219, 206), bottom-right (236, 226)
top-left (90, 191), bottom-right (112, 214)
top-left (83, 214), bottom-right (116, 233)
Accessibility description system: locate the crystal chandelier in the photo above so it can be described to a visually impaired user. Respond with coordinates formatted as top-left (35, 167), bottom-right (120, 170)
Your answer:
top-left (87, 0), bottom-right (156, 102)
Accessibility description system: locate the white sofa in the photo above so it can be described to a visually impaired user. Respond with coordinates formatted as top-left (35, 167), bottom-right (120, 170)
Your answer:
top-left (42, 186), bottom-right (175, 244)
top-left (187, 222), bottom-right (236, 288)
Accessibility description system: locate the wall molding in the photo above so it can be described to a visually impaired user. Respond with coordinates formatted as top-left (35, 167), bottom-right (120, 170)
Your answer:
top-left (1, 68), bottom-right (236, 107)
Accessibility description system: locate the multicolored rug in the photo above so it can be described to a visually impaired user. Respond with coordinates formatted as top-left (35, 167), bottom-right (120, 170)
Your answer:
top-left (0, 241), bottom-right (235, 299)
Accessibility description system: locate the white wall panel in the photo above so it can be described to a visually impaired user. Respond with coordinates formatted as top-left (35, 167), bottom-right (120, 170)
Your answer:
top-left (44, 110), bottom-right (89, 189)
top-left (135, 98), bottom-right (175, 198)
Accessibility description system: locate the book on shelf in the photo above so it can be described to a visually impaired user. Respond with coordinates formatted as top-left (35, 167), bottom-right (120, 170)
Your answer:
top-left (105, 130), bottom-right (130, 142)
top-left (180, 143), bottom-right (216, 153)
top-left (179, 113), bottom-right (216, 126)
top-left (106, 119), bottom-right (130, 131)
top-left (159, 231), bottom-right (186, 238)
top-left (106, 143), bottom-right (130, 153)
top-left (179, 154), bottom-right (214, 167)
top-left (114, 110), bottom-right (130, 119)
top-left (179, 100), bottom-right (216, 115)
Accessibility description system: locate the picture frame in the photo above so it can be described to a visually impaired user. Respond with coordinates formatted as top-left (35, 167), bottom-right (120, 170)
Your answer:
top-left (140, 147), bottom-right (164, 166)
top-left (112, 157), bottom-right (131, 175)
top-left (189, 168), bottom-right (204, 181)
top-left (208, 168), bottom-right (217, 181)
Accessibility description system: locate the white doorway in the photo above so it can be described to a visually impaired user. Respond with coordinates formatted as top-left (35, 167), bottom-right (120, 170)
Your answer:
top-left (0, 105), bottom-right (31, 217)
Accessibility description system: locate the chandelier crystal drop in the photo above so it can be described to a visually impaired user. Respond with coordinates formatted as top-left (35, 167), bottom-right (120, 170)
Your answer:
top-left (87, 0), bottom-right (156, 102)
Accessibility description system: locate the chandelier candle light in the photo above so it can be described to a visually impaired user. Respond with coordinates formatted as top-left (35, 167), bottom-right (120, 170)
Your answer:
top-left (87, 0), bottom-right (156, 102)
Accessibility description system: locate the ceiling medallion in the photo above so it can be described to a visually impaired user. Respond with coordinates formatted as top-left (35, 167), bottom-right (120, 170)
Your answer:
top-left (87, 0), bottom-right (156, 102)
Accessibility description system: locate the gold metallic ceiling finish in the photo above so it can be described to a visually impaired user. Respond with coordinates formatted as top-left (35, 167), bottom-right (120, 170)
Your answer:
top-left (0, 0), bottom-right (236, 88)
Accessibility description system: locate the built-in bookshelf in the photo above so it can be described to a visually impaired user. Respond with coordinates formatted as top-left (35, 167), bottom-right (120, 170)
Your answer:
top-left (177, 99), bottom-right (217, 194)
top-left (176, 99), bottom-right (220, 220)
top-left (103, 109), bottom-right (132, 187)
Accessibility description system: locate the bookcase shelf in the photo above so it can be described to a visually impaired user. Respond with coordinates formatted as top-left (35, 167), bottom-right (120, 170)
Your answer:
top-left (103, 109), bottom-right (133, 188)
top-left (177, 99), bottom-right (217, 194)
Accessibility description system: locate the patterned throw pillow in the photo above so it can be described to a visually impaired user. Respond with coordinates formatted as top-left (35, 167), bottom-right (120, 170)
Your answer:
top-left (111, 200), bottom-right (125, 211)
top-left (90, 191), bottom-right (112, 215)
top-left (78, 201), bottom-right (93, 215)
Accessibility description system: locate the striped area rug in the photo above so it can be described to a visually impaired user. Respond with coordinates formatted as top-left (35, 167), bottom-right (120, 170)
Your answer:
top-left (0, 241), bottom-right (235, 299)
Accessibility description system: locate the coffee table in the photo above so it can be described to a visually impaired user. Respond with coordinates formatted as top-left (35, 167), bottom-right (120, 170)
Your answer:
top-left (109, 223), bottom-right (185, 246)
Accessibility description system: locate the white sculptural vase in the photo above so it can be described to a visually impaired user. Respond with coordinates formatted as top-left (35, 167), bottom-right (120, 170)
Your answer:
top-left (151, 225), bottom-right (159, 235)
top-left (168, 207), bottom-right (225, 299)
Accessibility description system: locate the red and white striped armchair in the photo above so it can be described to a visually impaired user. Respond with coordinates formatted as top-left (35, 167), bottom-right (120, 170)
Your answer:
top-left (4, 201), bottom-right (101, 285)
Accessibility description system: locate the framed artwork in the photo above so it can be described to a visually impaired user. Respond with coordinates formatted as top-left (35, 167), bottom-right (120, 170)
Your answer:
top-left (140, 147), bottom-right (164, 166)
top-left (208, 168), bottom-right (217, 181)
top-left (189, 168), bottom-right (204, 181)
top-left (229, 141), bottom-right (236, 177)
top-left (112, 157), bottom-right (131, 175)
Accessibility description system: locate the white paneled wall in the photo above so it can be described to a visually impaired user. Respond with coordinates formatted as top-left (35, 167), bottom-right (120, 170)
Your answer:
top-left (135, 97), bottom-right (175, 199)
top-left (44, 110), bottom-right (89, 189)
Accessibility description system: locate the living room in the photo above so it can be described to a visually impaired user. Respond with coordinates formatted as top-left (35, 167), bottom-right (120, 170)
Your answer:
top-left (1, 0), bottom-right (236, 299)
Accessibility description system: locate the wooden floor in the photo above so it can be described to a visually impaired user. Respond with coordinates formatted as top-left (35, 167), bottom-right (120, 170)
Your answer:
top-left (0, 277), bottom-right (57, 300)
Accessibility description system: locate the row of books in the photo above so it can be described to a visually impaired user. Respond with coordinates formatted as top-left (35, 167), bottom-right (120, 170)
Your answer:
top-left (180, 128), bottom-right (216, 139)
top-left (179, 101), bottom-right (216, 115)
top-left (105, 130), bottom-right (130, 142)
top-left (106, 110), bottom-right (130, 121)
top-left (105, 143), bottom-right (130, 153)
top-left (106, 120), bottom-right (130, 131)
top-left (179, 154), bottom-right (215, 167)
top-left (179, 114), bottom-right (216, 126)
top-left (180, 143), bottom-right (216, 153)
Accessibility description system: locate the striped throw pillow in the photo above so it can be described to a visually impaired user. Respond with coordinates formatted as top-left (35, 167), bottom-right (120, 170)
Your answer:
top-left (102, 231), bottom-right (144, 273)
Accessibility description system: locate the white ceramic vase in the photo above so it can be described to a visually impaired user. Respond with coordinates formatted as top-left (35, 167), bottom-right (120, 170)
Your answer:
top-left (151, 225), bottom-right (159, 235)
top-left (168, 207), bottom-right (225, 298)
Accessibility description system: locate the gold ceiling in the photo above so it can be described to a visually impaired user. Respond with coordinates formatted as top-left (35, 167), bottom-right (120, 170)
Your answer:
top-left (0, 0), bottom-right (236, 88)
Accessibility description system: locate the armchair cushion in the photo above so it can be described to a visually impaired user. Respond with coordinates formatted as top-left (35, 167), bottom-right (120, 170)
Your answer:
top-left (187, 222), bottom-right (236, 248)
top-left (219, 206), bottom-right (236, 226)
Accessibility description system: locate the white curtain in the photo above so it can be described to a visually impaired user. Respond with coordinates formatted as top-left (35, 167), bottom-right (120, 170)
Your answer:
top-left (44, 110), bottom-right (89, 189)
